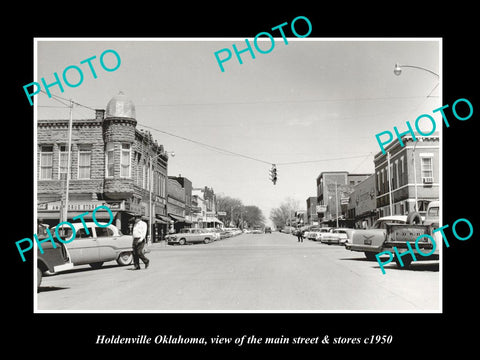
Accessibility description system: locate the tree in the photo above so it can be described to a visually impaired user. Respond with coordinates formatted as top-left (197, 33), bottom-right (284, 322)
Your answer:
top-left (216, 195), bottom-right (265, 228)
top-left (216, 195), bottom-right (243, 227)
top-left (270, 197), bottom-right (301, 230)
top-left (243, 205), bottom-right (266, 228)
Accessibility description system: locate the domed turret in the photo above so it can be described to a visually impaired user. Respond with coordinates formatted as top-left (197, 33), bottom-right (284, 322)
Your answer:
top-left (105, 91), bottom-right (136, 120)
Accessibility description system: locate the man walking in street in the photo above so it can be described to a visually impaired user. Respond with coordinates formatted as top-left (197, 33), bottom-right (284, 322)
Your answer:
top-left (132, 215), bottom-right (150, 270)
top-left (297, 229), bottom-right (304, 242)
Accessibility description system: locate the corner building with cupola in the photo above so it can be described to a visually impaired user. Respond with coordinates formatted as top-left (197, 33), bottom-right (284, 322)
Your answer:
top-left (37, 92), bottom-right (172, 242)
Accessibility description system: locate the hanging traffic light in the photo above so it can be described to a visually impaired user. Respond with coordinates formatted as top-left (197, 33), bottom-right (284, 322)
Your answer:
top-left (269, 164), bottom-right (277, 185)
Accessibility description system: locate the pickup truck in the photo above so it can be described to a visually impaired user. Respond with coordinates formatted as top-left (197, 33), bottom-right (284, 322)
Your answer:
top-left (345, 202), bottom-right (440, 268)
top-left (37, 237), bottom-right (74, 289)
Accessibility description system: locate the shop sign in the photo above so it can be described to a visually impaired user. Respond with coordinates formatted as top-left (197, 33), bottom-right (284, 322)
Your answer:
top-left (38, 200), bottom-right (123, 212)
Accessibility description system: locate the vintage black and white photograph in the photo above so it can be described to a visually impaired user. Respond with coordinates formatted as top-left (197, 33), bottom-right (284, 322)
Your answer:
top-left (33, 38), bottom-right (442, 312)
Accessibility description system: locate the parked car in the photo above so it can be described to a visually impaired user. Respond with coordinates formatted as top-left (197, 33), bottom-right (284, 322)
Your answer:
top-left (54, 222), bottom-right (134, 269)
top-left (305, 227), bottom-right (320, 240)
top-left (320, 228), bottom-right (352, 245)
top-left (311, 227), bottom-right (333, 241)
top-left (345, 215), bottom-right (407, 260)
top-left (204, 228), bottom-right (222, 241)
top-left (37, 237), bottom-right (74, 289)
top-left (166, 228), bottom-right (215, 245)
top-left (264, 226), bottom-right (272, 233)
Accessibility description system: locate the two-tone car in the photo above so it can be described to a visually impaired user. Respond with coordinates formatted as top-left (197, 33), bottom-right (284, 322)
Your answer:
top-left (166, 228), bottom-right (216, 245)
top-left (320, 228), bottom-right (352, 245)
top-left (54, 222), bottom-right (134, 269)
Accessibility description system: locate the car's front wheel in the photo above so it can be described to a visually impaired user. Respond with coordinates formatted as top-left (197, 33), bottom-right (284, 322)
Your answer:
top-left (179, 238), bottom-right (186, 245)
top-left (117, 252), bottom-right (133, 266)
top-left (89, 262), bottom-right (104, 269)
top-left (37, 267), bottom-right (43, 289)
top-left (204, 238), bottom-right (210, 244)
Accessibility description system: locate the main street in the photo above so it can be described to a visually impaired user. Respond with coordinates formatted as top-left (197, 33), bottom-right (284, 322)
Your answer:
top-left (37, 232), bottom-right (440, 312)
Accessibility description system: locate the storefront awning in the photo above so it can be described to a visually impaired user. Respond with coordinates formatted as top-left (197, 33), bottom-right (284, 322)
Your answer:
top-left (156, 215), bottom-right (171, 223)
top-left (169, 214), bottom-right (186, 222)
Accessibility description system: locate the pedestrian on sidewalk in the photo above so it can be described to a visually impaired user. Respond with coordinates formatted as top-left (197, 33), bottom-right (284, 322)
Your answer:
top-left (132, 215), bottom-right (150, 270)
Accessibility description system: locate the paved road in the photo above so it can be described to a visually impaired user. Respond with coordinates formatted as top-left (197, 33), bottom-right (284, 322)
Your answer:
top-left (37, 232), bottom-right (440, 312)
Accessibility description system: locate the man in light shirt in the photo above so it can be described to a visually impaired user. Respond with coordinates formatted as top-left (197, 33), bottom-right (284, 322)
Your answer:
top-left (132, 215), bottom-right (150, 270)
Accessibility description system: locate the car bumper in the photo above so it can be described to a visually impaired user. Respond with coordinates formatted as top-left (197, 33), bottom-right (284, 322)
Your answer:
top-left (53, 262), bottom-right (74, 273)
top-left (321, 238), bottom-right (339, 244)
top-left (345, 244), bottom-right (382, 252)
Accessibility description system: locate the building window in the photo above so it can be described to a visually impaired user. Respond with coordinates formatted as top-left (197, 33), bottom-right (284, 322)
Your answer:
top-left (78, 145), bottom-right (92, 179)
top-left (121, 143), bottom-right (131, 178)
top-left (399, 157), bottom-right (403, 186)
top-left (395, 160), bottom-right (399, 188)
top-left (380, 169), bottom-right (384, 194)
top-left (376, 172), bottom-right (380, 195)
top-left (134, 152), bottom-right (141, 186)
top-left (421, 156), bottom-right (434, 183)
top-left (390, 163), bottom-right (394, 190)
top-left (39, 145), bottom-right (53, 180)
top-left (106, 143), bottom-right (115, 178)
top-left (142, 160), bottom-right (147, 189)
top-left (58, 145), bottom-right (70, 180)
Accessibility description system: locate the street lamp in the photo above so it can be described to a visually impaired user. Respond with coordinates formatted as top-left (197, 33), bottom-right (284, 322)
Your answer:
top-left (393, 63), bottom-right (439, 78)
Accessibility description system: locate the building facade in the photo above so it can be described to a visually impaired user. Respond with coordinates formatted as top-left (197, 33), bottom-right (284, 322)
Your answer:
top-left (191, 187), bottom-right (222, 228)
top-left (37, 92), bottom-right (171, 242)
top-left (316, 171), bottom-right (371, 226)
top-left (167, 177), bottom-right (187, 232)
top-left (347, 174), bottom-right (377, 228)
top-left (306, 197), bottom-right (318, 225)
top-left (374, 133), bottom-right (439, 217)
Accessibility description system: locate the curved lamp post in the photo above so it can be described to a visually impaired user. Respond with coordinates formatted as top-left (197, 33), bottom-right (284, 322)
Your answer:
top-left (393, 63), bottom-right (439, 78)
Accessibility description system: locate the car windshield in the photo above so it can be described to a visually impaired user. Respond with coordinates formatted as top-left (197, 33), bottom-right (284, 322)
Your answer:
top-left (427, 207), bottom-right (439, 217)
top-left (373, 219), bottom-right (405, 229)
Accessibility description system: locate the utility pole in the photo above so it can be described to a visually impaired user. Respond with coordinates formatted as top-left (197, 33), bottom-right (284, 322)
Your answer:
top-left (335, 181), bottom-right (339, 228)
top-left (387, 152), bottom-right (393, 215)
top-left (62, 100), bottom-right (74, 224)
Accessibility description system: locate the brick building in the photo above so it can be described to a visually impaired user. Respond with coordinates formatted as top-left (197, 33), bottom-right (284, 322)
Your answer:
top-left (37, 92), bottom-right (171, 242)
top-left (316, 171), bottom-right (371, 226)
top-left (374, 132), bottom-right (439, 217)
top-left (347, 174), bottom-right (377, 228)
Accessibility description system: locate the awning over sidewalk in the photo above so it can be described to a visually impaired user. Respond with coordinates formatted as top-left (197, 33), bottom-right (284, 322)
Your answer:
top-left (169, 213), bottom-right (186, 222)
top-left (156, 215), bottom-right (171, 224)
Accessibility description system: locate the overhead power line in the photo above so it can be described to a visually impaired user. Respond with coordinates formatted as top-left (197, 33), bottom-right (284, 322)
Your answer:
top-left (37, 94), bottom-right (374, 168)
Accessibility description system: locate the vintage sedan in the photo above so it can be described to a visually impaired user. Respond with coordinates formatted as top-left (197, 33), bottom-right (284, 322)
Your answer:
top-left (312, 227), bottom-right (333, 241)
top-left (166, 228), bottom-right (216, 245)
top-left (54, 222), bottom-right (133, 269)
top-left (320, 228), bottom-right (352, 245)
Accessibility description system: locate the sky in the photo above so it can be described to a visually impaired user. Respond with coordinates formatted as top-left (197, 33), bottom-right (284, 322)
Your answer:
top-left (36, 38), bottom-right (441, 225)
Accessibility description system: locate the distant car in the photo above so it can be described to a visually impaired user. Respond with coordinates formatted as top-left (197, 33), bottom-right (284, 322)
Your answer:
top-left (166, 228), bottom-right (215, 245)
top-left (320, 228), bottom-right (352, 245)
top-left (311, 227), bottom-right (333, 241)
top-left (264, 227), bottom-right (272, 233)
top-left (204, 228), bottom-right (222, 241)
top-left (37, 237), bottom-right (74, 289)
top-left (54, 222), bottom-right (134, 269)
